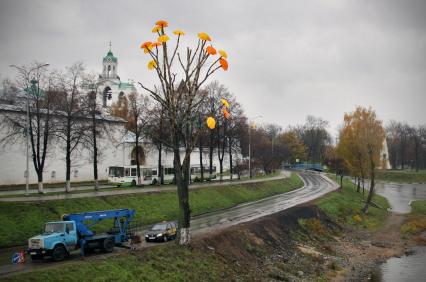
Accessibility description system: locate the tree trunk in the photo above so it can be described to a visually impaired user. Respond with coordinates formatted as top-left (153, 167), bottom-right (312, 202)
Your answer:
top-left (174, 150), bottom-right (191, 245)
top-left (209, 130), bottom-right (214, 180)
top-left (229, 141), bottom-right (233, 180)
top-left (135, 134), bottom-right (141, 185)
top-left (362, 151), bottom-right (375, 213)
top-left (219, 160), bottom-right (223, 182)
top-left (199, 140), bottom-right (204, 182)
top-left (37, 171), bottom-right (44, 194)
top-left (65, 135), bottom-right (71, 193)
top-left (356, 177), bottom-right (360, 193)
top-left (158, 142), bottom-right (163, 185)
top-left (92, 113), bottom-right (99, 191)
top-left (339, 174), bottom-right (343, 192)
top-left (362, 177), bottom-right (365, 196)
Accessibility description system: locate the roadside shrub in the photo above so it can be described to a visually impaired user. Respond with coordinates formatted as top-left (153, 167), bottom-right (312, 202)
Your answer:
top-left (353, 214), bottom-right (362, 224)
top-left (299, 218), bottom-right (327, 236)
top-left (401, 217), bottom-right (426, 234)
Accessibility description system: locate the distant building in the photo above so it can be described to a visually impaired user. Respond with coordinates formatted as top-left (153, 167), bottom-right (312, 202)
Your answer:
top-left (96, 46), bottom-right (136, 109)
top-left (379, 138), bottom-right (391, 169)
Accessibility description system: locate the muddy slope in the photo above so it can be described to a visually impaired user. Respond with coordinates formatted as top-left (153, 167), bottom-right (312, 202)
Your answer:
top-left (192, 204), bottom-right (343, 281)
top-left (191, 204), bottom-right (422, 282)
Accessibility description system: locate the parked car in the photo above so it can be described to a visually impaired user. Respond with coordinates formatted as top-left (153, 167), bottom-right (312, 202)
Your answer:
top-left (145, 221), bottom-right (177, 242)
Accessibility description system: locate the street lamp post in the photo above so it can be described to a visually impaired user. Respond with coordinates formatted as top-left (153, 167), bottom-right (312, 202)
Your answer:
top-left (10, 63), bottom-right (49, 195)
top-left (248, 115), bottom-right (262, 179)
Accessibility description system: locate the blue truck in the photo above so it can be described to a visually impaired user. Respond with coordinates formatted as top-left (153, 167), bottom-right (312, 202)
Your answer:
top-left (27, 209), bottom-right (136, 261)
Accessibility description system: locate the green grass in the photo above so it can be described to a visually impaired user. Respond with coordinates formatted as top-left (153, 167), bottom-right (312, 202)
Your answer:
top-left (376, 170), bottom-right (426, 183)
top-left (401, 200), bottom-right (426, 234)
top-left (0, 173), bottom-right (303, 248)
top-left (4, 244), bottom-right (235, 282)
top-left (0, 180), bottom-right (109, 192)
top-left (0, 184), bottom-right (173, 198)
top-left (411, 200), bottom-right (426, 215)
top-left (317, 175), bottom-right (390, 230)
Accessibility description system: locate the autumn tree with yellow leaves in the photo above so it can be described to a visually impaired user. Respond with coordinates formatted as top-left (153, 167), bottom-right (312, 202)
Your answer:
top-left (337, 107), bottom-right (385, 213)
top-left (138, 20), bottom-right (229, 245)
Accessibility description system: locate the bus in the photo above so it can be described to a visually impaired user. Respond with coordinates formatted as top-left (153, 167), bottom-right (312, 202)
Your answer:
top-left (190, 165), bottom-right (216, 182)
top-left (108, 165), bottom-right (176, 186)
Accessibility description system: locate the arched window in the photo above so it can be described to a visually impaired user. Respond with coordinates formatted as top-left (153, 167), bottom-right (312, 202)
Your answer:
top-left (131, 146), bottom-right (145, 165)
top-left (103, 86), bottom-right (111, 107)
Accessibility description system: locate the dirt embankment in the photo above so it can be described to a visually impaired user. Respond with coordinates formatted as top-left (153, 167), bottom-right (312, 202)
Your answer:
top-left (188, 204), bottom-right (424, 282)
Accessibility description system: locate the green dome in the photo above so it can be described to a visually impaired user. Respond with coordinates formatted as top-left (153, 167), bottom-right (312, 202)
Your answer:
top-left (103, 50), bottom-right (117, 63)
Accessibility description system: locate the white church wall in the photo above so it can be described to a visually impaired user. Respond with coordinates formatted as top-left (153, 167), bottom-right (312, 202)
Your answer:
top-left (0, 110), bottom-right (126, 185)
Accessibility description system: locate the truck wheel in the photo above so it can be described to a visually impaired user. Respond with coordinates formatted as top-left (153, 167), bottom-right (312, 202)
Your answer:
top-left (31, 254), bottom-right (43, 261)
top-left (152, 178), bottom-right (157, 185)
top-left (131, 180), bottom-right (136, 186)
top-left (103, 238), bottom-right (114, 253)
top-left (52, 245), bottom-right (66, 262)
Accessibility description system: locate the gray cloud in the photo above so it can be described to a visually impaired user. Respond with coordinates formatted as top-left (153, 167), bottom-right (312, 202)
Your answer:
top-left (1, 0), bottom-right (425, 136)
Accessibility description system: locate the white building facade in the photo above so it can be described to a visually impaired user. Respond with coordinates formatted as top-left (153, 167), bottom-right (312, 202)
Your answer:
top-left (0, 49), bottom-right (238, 186)
top-left (0, 104), bottom-right (126, 185)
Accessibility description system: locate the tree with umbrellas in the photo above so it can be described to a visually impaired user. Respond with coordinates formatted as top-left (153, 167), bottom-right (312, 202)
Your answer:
top-left (138, 20), bottom-right (229, 245)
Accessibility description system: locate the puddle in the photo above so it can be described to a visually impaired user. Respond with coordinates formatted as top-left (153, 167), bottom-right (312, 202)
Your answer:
top-left (370, 182), bottom-right (426, 281)
top-left (370, 246), bottom-right (426, 282)
top-left (375, 182), bottom-right (426, 213)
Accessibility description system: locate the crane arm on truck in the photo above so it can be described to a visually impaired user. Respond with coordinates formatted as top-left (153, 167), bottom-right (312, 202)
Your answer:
top-left (62, 209), bottom-right (135, 237)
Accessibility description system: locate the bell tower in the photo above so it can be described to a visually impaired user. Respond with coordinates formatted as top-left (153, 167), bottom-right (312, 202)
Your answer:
top-left (101, 42), bottom-right (119, 80)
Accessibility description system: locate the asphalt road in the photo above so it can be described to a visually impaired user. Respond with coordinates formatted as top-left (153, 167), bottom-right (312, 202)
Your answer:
top-left (191, 171), bottom-right (338, 233)
top-left (0, 171), bottom-right (338, 277)
top-left (0, 173), bottom-right (291, 202)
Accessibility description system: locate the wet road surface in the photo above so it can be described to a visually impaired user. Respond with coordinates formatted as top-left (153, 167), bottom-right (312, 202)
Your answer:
top-left (0, 172), bottom-right (291, 202)
top-left (0, 171), bottom-right (338, 277)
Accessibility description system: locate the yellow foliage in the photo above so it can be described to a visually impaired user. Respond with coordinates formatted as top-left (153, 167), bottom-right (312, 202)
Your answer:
top-left (353, 214), bottom-right (362, 223)
top-left (198, 32), bottom-right (211, 41)
top-left (218, 50), bottom-right (228, 58)
top-left (336, 106), bottom-right (385, 177)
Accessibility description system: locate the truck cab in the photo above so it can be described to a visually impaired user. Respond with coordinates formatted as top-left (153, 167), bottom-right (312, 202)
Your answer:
top-left (28, 221), bottom-right (77, 261)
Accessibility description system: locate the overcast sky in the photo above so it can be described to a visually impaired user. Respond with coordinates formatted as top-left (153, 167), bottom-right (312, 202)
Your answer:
top-left (1, 0), bottom-right (425, 136)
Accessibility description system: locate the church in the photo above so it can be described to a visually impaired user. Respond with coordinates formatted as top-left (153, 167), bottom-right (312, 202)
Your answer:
top-left (96, 44), bottom-right (137, 109)
top-left (0, 47), bottom-right (233, 186)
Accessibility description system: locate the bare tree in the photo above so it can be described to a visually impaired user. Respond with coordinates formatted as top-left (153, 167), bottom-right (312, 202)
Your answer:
top-left (1, 62), bottom-right (53, 193)
top-left (295, 116), bottom-right (331, 163)
top-left (226, 102), bottom-right (246, 180)
top-left (127, 92), bottom-right (151, 185)
top-left (54, 62), bottom-right (87, 192)
top-left (145, 103), bottom-right (171, 185)
top-left (82, 74), bottom-right (107, 190)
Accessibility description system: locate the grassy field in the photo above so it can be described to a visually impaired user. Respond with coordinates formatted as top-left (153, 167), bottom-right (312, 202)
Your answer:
top-left (318, 175), bottom-right (390, 230)
top-left (411, 200), bottom-right (426, 215)
top-left (376, 169), bottom-right (426, 183)
top-left (4, 243), bottom-right (236, 282)
top-left (0, 173), bottom-right (303, 248)
top-left (401, 199), bottom-right (426, 235)
top-left (0, 180), bottom-right (109, 192)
